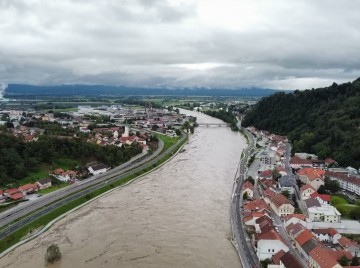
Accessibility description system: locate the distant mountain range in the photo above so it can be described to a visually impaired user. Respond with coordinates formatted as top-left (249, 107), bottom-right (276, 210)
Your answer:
top-left (4, 84), bottom-right (287, 97)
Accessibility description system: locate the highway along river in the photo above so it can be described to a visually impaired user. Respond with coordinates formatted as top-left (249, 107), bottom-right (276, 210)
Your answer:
top-left (0, 109), bottom-right (246, 268)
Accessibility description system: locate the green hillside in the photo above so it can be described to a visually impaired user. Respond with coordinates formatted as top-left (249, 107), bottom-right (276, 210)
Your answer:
top-left (243, 78), bottom-right (360, 168)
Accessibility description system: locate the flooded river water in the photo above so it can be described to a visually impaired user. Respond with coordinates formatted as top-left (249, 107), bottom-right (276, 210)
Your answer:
top-left (0, 110), bottom-right (246, 268)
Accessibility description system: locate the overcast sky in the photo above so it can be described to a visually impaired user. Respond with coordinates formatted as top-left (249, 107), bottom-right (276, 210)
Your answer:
top-left (0, 0), bottom-right (360, 90)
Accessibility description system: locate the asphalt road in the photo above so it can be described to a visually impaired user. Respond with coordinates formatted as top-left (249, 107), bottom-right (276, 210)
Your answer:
top-left (230, 128), bottom-right (260, 268)
top-left (0, 133), bottom-right (187, 241)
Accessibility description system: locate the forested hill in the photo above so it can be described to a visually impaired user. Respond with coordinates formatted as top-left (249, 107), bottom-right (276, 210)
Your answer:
top-left (242, 78), bottom-right (360, 168)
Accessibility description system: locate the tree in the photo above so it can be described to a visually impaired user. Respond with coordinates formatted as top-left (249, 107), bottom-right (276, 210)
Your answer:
top-left (294, 208), bottom-right (302, 214)
top-left (272, 169), bottom-right (281, 181)
top-left (324, 177), bottom-right (340, 193)
top-left (45, 244), bottom-right (62, 264)
top-left (349, 207), bottom-right (360, 220)
top-left (151, 125), bottom-right (159, 131)
top-left (245, 176), bottom-right (255, 186)
top-left (175, 129), bottom-right (182, 136)
top-left (281, 190), bottom-right (290, 198)
top-left (351, 255), bottom-right (359, 266)
top-left (317, 185), bottom-right (327, 194)
top-left (339, 255), bottom-right (349, 266)
top-left (243, 192), bottom-right (248, 200)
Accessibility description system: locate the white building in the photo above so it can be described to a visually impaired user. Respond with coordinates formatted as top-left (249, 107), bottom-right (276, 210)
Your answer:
top-left (88, 163), bottom-right (111, 175)
top-left (308, 206), bottom-right (341, 223)
top-left (256, 229), bottom-right (289, 260)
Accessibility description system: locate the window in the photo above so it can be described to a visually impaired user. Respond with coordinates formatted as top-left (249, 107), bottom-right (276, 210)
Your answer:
top-left (272, 249), bottom-right (275, 252)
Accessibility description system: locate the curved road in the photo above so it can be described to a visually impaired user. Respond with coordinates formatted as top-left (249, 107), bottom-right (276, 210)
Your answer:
top-left (0, 133), bottom-right (187, 242)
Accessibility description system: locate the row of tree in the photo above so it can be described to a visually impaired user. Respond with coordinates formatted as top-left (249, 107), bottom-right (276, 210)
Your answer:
top-left (243, 78), bottom-right (360, 168)
top-left (203, 109), bottom-right (239, 131)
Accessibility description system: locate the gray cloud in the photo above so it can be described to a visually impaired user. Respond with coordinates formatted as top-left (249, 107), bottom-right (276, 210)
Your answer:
top-left (0, 0), bottom-right (359, 90)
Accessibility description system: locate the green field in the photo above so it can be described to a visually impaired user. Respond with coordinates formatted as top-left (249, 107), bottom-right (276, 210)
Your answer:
top-left (331, 195), bottom-right (357, 218)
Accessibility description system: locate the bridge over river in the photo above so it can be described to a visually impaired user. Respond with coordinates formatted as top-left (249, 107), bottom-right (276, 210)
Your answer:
top-left (196, 122), bottom-right (229, 127)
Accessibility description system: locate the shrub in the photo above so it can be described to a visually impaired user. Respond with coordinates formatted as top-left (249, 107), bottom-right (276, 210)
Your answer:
top-left (45, 243), bottom-right (62, 263)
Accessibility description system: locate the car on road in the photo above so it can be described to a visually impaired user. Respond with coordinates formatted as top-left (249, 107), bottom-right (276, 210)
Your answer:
top-left (275, 227), bottom-right (279, 232)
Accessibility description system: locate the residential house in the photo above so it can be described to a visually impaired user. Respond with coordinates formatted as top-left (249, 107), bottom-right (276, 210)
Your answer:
top-left (87, 163), bottom-right (111, 176)
top-left (286, 223), bottom-right (306, 241)
top-left (278, 175), bottom-right (297, 195)
top-left (244, 212), bottom-right (266, 227)
top-left (301, 239), bottom-right (319, 261)
top-left (263, 187), bottom-right (277, 204)
top-left (259, 169), bottom-right (273, 180)
top-left (283, 214), bottom-right (307, 228)
top-left (4, 188), bottom-right (24, 201)
top-left (19, 183), bottom-right (38, 195)
top-left (256, 229), bottom-right (289, 260)
top-left (305, 198), bottom-right (322, 209)
top-left (312, 228), bottom-right (341, 244)
top-left (279, 251), bottom-right (303, 268)
top-left (338, 236), bottom-right (360, 257)
top-left (295, 229), bottom-right (315, 258)
top-left (308, 206), bottom-right (341, 223)
top-left (309, 245), bottom-right (343, 268)
top-left (270, 193), bottom-right (295, 217)
top-left (289, 156), bottom-right (312, 170)
top-left (310, 192), bottom-right (331, 205)
top-left (36, 178), bottom-right (52, 190)
top-left (50, 169), bottom-right (77, 182)
top-left (297, 168), bottom-right (325, 190)
top-left (300, 184), bottom-right (317, 200)
top-left (255, 214), bottom-right (273, 233)
top-left (241, 180), bottom-right (254, 199)
top-left (244, 199), bottom-right (271, 214)
top-left (271, 249), bottom-right (286, 266)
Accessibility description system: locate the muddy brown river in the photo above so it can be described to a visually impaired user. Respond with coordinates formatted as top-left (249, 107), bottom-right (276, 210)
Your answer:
top-left (0, 110), bottom-right (246, 268)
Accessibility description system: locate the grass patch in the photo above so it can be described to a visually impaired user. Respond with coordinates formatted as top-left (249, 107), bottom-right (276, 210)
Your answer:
top-left (156, 133), bottom-right (181, 152)
top-left (331, 195), bottom-right (348, 206)
top-left (37, 183), bottom-right (69, 195)
top-left (336, 204), bottom-right (357, 218)
top-left (0, 134), bottom-right (188, 254)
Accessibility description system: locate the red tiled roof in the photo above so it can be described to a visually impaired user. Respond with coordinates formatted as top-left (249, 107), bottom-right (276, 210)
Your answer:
top-left (312, 228), bottom-right (338, 237)
top-left (244, 199), bottom-right (270, 212)
top-left (331, 250), bottom-right (352, 261)
top-left (300, 184), bottom-right (316, 192)
top-left (290, 156), bottom-right (312, 165)
top-left (9, 192), bottom-right (24, 200)
top-left (326, 171), bottom-right (360, 187)
top-left (310, 192), bottom-right (331, 202)
top-left (260, 170), bottom-right (273, 178)
top-left (339, 236), bottom-right (359, 248)
top-left (263, 187), bottom-right (276, 197)
top-left (271, 193), bottom-right (289, 208)
top-left (257, 228), bottom-right (287, 246)
top-left (283, 213), bottom-right (306, 222)
top-left (5, 188), bottom-right (20, 195)
top-left (272, 249), bottom-right (286, 265)
top-left (309, 245), bottom-right (339, 268)
top-left (242, 181), bottom-right (254, 191)
top-left (325, 158), bottom-right (335, 164)
top-left (19, 183), bottom-right (37, 191)
top-left (0, 189), bottom-right (3, 195)
top-left (296, 229), bottom-right (314, 246)
top-left (297, 168), bottom-right (325, 182)
top-left (280, 251), bottom-right (303, 268)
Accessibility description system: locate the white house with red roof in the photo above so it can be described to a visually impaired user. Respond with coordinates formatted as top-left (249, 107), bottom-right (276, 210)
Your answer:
top-left (310, 192), bottom-right (331, 205)
top-left (297, 168), bottom-right (325, 190)
top-left (300, 184), bottom-right (317, 200)
top-left (19, 183), bottom-right (38, 195)
top-left (270, 193), bottom-right (295, 217)
top-left (255, 229), bottom-right (289, 260)
top-left (312, 228), bottom-right (341, 244)
top-left (241, 181), bottom-right (254, 198)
